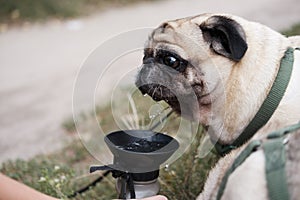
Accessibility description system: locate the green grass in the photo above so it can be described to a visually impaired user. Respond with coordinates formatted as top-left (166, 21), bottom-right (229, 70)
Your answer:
top-left (0, 0), bottom-right (161, 24)
top-left (0, 130), bottom-right (218, 200)
top-left (1, 158), bottom-right (75, 198)
top-left (159, 127), bottom-right (219, 199)
top-left (0, 139), bottom-right (117, 199)
top-left (282, 23), bottom-right (300, 36)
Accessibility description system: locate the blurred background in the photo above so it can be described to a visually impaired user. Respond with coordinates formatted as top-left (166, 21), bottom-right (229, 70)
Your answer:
top-left (1, 0), bottom-right (300, 198)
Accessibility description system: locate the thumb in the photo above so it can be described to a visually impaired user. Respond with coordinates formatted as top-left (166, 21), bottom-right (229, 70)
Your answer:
top-left (138, 195), bottom-right (168, 200)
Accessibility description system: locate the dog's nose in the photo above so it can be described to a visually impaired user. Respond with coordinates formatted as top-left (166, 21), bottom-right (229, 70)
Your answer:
top-left (143, 57), bottom-right (155, 64)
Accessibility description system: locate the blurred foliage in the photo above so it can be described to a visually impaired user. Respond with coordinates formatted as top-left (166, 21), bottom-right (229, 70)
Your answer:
top-left (159, 126), bottom-right (219, 200)
top-left (0, 0), bottom-right (161, 24)
top-left (282, 23), bottom-right (300, 36)
top-left (0, 139), bottom-right (117, 199)
top-left (1, 158), bottom-right (75, 198)
top-left (0, 129), bottom-right (218, 200)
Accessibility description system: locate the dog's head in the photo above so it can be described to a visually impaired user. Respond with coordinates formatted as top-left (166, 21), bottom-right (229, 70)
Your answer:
top-left (136, 14), bottom-right (248, 125)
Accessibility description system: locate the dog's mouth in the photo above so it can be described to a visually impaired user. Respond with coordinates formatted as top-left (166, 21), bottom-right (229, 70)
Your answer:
top-left (138, 83), bottom-right (184, 115)
top-left (138, 82), bottom-right (216, 123)
top-left (138, 84), bottom-right (178, 102)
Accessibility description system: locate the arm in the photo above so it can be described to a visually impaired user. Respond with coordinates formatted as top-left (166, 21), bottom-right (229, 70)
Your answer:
top-left (0, 173), bottom-right (168, 200)
top-left (0, 173), bottom-right (58, 200)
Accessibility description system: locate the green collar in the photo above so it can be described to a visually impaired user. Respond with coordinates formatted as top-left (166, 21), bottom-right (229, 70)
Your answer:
top-left (215, 47), bottom-right (295, 156)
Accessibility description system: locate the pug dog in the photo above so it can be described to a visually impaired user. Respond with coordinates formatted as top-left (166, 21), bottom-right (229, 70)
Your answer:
top-left (136, 13), bottom-right (300, 200)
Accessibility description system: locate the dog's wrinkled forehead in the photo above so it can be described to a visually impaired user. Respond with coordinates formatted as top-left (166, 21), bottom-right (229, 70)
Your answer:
top-left (150, 13), bottom-right (211, 38)
top-left (146, 15), bottom-right (209, 61)
top-left (145, 13), bottom-right (248, 62)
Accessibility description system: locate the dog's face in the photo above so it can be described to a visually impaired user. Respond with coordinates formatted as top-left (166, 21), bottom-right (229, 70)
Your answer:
top-left (136, 14), bottom-right (248, 125)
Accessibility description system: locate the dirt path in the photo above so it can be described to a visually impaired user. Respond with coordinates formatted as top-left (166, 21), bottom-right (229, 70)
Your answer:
top-left (1, 0), bottom-right (300, 163)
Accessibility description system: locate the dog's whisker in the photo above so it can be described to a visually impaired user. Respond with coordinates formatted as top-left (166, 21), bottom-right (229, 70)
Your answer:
top-left (151, 86), bottom-right (158, 99)
top-left (160, 87), bottom-right (163, 99)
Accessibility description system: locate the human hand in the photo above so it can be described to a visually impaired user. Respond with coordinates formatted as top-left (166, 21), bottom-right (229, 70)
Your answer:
top-left (138, 195), bottom-right (168, 200)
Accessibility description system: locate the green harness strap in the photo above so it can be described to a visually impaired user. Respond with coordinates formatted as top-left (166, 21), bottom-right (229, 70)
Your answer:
top-left (264, 122), bottom-right (300, 200)
top-left (216, 140), bottom-right (261, 200)
top-left (215, 47), bottom-right (295, 156)
top-left (216, 121), bottom-right (300, 200)
top-left (263, 137), bottom-right (289, 200)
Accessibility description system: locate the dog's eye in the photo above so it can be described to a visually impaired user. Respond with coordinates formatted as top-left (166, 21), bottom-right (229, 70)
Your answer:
top-left (155, 50), bottom-right (188, 72)
top-left (163, 55), bottom-right (180, 68)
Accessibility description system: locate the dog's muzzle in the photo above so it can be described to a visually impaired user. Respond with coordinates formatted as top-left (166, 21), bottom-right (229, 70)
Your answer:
top-left (137, 83), bottom-right (178, 102)
top-left (135, 64), bottom-right (177, 101)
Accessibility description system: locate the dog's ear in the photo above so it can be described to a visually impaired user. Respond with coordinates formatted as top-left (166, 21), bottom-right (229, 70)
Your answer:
top-left (200, 15), bottom-right (248, 61)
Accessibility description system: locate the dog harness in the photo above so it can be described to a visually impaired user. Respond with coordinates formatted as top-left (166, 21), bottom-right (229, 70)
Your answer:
top-left (214, 47), bottom-right (296, 156)
top-left (216, 121), bottom-right (300, 200)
